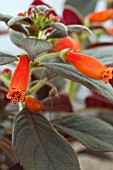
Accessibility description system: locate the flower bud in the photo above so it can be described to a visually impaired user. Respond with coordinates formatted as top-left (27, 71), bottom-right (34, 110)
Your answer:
top-left (25, 96), bottom-right (43, 113)
top-left (2, 68), bottom-right (12, 80)
top-left (87, 9), bottom-right (113, 23)
top-left (17, 12), bottom-right (25, 16)
top-left (52, 16), bottom-right (61, 22)
top-left (54, 36), bottom-right (80, 52)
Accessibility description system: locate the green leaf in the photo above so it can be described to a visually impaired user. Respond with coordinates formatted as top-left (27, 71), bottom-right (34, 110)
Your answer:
top-left (81, 47), bottom-right (113, 65)
top-left (50, 22), bottom-right (68, 37)
top-left (32, 5), bottom-right (49, 12)
top-left (97, 111), bottom-right (113, 126)
top-left (21, 38), bottom-right (53, 61)
top-left (0, 13), bottom-right (12, 23)
top-left (53, 114), bottom-right (113, 151)
top-left (47, 29), bottom-right (67, 38)
top-left (67, 25), bottom-right (95, 40)
top-left (9, 31), bottom-right (24, 48)
top-left (12, 108), bottom-right (80, 170)
top-left (10, 30), bottom-right (25, 48)
top-left (65, 0), bottom-right (98, 16)
top-left (45, 63), bottom-right (113, 102)
top-left (0, 52), bottom-right (17, 65)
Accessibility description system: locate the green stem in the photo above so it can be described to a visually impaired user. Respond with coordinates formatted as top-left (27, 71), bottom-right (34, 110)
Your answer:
top-left (34, 52), bottom-right (60, 63)
top-left (26, 77), bottom-right (48, 95)
top-left (0, 76), bottom-right (10, 88)
top-left (19, 102), bottom-right (25, 112)
top-left (38, 30), bottom-right (44, 39)
top-left (67, 80), bottom-right (75, 99)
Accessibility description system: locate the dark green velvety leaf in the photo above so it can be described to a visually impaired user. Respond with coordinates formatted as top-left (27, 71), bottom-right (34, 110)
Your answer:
top-left (12, 108), bottom-right (80, 170)
top-left (67, 25), bottom-right (95, 39)
top-left (7, 16), bottom-right (33, 27)
top-left (50, 22), bottom-right (68, 37)
top-left (0, 52), bottom-right (17, 65)
top-left (45, 63), bottom-right (113, 102)
top-left (0, 13), bottom-right (12, 23)
top-left (32, 67), bottom-right (57, 80)
top-left (53, 114), bottom-right (113, 151)
top-left (97, 111), bottom-right (113, 126)
top-left (65, 0), bottom-right (98, 16)
top-left (10, 30), bottom-right (25, 48)
top-left (32, 5), bottom-right (49, 12)
top-left (81, 47), bottom-right (113, 65)
top-left (21, 38), bottom-right (53, 61)
top-left (47, 29), bottom-right (67, 38)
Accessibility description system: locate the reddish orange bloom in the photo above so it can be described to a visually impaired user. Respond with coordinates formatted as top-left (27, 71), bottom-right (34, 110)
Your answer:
top-left (6, 54), bottom-right (30, 104)
top-left (87, 9), bottom-right (113, 23)
top-left (54, 36), bottom-right (80, 52)
top-left (52, 16), bottom-right (61, 22)
top-left (2, 68), bottom-right (11, 75)
top-left (64, 51), bottom-right (113, 83)
top-left (25, 96), bottom-right (43, 113)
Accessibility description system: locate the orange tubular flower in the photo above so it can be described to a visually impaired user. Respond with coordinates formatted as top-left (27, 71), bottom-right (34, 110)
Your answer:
top-left (6, 54), bottom-right (30, 104)
top-left (54, 36), bottom-right (80, 52)
top-left (64, 51), bottom-right (113, 83)
top-left (87, 9), bottom-right (113, 23)
top-left (25, 96), bottom-right (43, 113)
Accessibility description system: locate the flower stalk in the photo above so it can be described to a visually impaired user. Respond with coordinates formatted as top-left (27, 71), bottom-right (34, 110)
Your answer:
top-left (34, 52), bottom-right (60, 63)
top-left (26, 77), bottom-right (48, 95)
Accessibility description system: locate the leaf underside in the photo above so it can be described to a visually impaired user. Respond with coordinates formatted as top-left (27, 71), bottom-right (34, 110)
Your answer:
top-left (21, 38), bottom-right (53, 61)
top-left (0, 52), bottom-right (17, 65)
